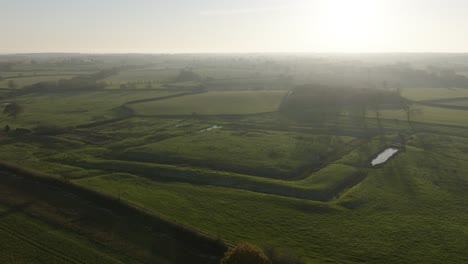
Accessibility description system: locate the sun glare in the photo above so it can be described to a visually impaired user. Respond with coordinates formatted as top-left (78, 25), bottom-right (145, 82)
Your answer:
top-left (315, 0), bottom-right (387, 52)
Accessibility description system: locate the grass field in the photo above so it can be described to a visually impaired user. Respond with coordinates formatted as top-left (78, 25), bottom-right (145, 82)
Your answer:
top-left (3, 90), bottom-right (177, 127)
top-left (122, 129), bottom-right (355, 178)
top-left (1, 83), bottom-right (467, 263)
top-left (130, 91), bottom-right (287, 115)
top-left (402, 87), bottom-right (468, 101)
top-left (378, 104), bottom-right (468, 127)
top-left (103, 69), bottom-right (179, 83)
top-left (2, 57), bottom-right (468, 264)
top-left (435, 99), bottom-right (468, 107)
top-left (75, 135), bottom-right (468, 263)
top-left (0, 205), bottom-right (125, 264)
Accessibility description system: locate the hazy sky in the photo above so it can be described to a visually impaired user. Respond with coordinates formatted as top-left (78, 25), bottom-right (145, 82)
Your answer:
top-left (1, 0), bottom-right (467, 53)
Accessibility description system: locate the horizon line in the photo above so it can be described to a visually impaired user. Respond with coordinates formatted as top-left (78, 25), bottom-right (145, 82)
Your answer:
top-left (3, 51), bottom-right (468, 56)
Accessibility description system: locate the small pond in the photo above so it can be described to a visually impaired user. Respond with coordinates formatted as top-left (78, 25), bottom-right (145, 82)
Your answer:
top-left (199, 125), bottom-right (222, 132)
top-left (371, 148), bottom-right (399, 166)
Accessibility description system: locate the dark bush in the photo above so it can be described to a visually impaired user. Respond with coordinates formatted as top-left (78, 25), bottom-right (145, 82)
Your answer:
top-left (221, 243), bottom-right (271, 264)
top-left (263, 246), bottom-right (305, 264)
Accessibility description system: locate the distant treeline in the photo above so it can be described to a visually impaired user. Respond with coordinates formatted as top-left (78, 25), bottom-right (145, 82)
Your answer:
top-left (368, 64), bottom-right (468, 88)
top-left (297, 63), bottom-right (468, 89)
top-left (10, 68), bottom-right (120, 96)
top-left (280, 84), bottom-right (405, 122)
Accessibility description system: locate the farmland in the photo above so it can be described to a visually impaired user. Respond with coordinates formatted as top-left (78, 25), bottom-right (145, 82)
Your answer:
top-left (7, 90), bottom-right (177, 127)
top-left (1, 54), bottom-right (468, 263)
top-left (130, 91), bottom-right (287, 116)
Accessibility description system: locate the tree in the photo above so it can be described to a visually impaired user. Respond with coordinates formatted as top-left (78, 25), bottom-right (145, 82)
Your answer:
top-left (401, 100), bottom-right (422, 129)
top-left (175, 69), bottom-right (200, 82)
top-left (3, 103), bottom-right (24, 119)
top-left (221, 243), bottom-right (271, 264)
top-left (370, 91), bottom-right (383, 134)
top-left (8, 80), bottom-right (18, 89)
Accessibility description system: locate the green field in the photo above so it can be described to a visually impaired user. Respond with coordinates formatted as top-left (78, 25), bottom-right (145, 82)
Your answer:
top-left (436, 99), bottom-right (468, 107)
top-left (130, 91), bottom-right (287, 115)
top-left (0, 205), bottom-right (125, 264)
top-left (3, 90), bottom-right (177, 127)
top-left (122, 129), bottom-right (355, 178)
top-left (402, 87), bottom-right (468, 101)
top-left (103, 69), bottom-right (179, 82)
top-left (2, 55), bottom-right (468, 263)
top-left (76, 135), bottom-right (468, 263)
top-left (378, 104), bottom-right (468, 127)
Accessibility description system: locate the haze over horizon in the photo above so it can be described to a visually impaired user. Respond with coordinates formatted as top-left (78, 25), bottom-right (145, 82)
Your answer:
top-left (2, 0), bottom-right (468, 54)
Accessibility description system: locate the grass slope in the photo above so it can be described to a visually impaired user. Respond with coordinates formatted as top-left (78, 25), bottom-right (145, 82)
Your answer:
top-left (3, 90), bottom-right (176, 127)
top-left (122, 129), bottom-right (355, 178)
top-left (76, 133), bottom-right (468, 263)
top-left (0, 204), bottom-right (125, 264)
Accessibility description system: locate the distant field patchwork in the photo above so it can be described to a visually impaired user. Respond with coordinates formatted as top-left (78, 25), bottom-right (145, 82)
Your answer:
top-left (0, 75), bottom-right (76, 88)
top-left (5, 90), bottom-right (177, 127)
top-left (103, 69), bottom-right (179, 82)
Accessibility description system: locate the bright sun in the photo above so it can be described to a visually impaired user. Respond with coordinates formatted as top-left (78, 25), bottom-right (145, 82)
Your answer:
top-left (315, 0), bottom-right (387, 52)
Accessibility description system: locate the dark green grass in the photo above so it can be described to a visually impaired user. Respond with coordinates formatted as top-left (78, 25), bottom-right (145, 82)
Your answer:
top-left (122, 129), bottom-right (355, 178)
top-left (3, 90), bottom-right (177, 127)
top-left (402, 87), bottom-right (468, 101)
top-left (1, 84), bottom-right (468, 263)
top-left (377, 105), bottom-right (468, 127)
top-left (437, 99), bottom-right (468, 107)
top-left (0, 205), bottom-right (124, 264)
top-left (75, 134), bottom-right (468, 263)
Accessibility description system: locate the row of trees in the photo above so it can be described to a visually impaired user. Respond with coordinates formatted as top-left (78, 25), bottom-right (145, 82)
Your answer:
top-left (280, 84), bottom-right (421, 133)
top-left (1, 102), bottom-right (24, 134)
top-left (12, 68), bottom-right (120, 96)
top-left (0, 77), bottom-right (18, 89)
top-left (3, 102), bottom-right (23, 118)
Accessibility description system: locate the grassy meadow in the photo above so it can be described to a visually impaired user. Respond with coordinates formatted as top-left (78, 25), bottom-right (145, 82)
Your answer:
top-left (401, 87), bottom-right (468, 101)
top-left (2, 90), bottom-right (177, 127)
top-left (377, 105), bottom-right (468, 127)
top-left (103, 68), bottom-right (179, 83)
top-left (130, 91), bottom-right (287, 116)
top-left (76, 135), bottom-right (468, 263)
top-left (1, 56), bottom-right (468, 263)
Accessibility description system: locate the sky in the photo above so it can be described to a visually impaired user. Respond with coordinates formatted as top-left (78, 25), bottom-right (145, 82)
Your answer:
top-left (1, 0), bottom-right (468, 54)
